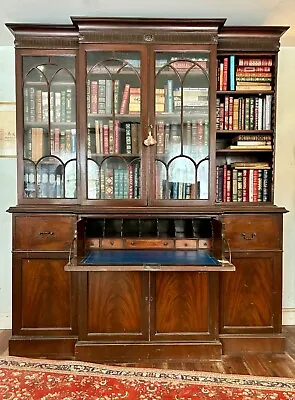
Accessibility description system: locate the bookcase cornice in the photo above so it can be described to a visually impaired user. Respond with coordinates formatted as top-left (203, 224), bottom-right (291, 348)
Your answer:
top-left (5, 23), bottom-right (79, 49)
top-left (71, 17), bottom-right (226, 32)
top-left (218, 26), bottom-right (289, 52)
top-left (72, 17), bottom-right (226, 45)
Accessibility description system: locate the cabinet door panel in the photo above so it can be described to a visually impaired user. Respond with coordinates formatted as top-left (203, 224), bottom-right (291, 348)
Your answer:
top-left (85, 47), bottom-right (147, 205)
top-left (85, 271), bottom-right (149, 341)
top-left (220, 252), bottom-right (282, 333)
top-left (13, 255), bottom-right (75, 335)
top-left (151, 271), bottom-right (216, 341)
top-left (150, 48), bottom-right (213, 205)
top-left (22, 54), bottom-right (77, 202)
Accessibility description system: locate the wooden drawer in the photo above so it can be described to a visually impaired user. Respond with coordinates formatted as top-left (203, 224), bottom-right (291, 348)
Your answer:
top-left (223, 215), bottom-right (282, 250)
top-left (175, 240), bottom-right (197, 249)
top-left (14, 215), bottom-right (76, 251)
top-left (101, 238), bottom-right (123, 249)
top-left (125, 239), bottom-right (174, 249)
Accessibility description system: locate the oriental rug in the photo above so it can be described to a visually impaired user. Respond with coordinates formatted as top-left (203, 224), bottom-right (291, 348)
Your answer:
top-left (0, 356), bottom-right (294, 399)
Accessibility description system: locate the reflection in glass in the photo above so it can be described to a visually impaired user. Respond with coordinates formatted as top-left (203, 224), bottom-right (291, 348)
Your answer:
top-left (154, 52), bottom-right (210, 200)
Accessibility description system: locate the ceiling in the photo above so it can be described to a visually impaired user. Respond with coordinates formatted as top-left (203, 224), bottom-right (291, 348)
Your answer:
top-left (1, 0), bottom-right (295, 46)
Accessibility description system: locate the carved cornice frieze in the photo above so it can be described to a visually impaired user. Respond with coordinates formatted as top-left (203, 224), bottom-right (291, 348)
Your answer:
top-left (218, 37), bottom-right (280, 52)
top-left (14, 36), bottom-right (79, 49)
top-left (79, 30), bottom-right (218, 44)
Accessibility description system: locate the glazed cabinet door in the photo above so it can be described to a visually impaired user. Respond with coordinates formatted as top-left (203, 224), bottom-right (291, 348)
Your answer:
top-left (19, 52), bottom-right (78, 204)
top-left (149, 46), bottom-right (216, 205)
top-left (78, 271), bottom-right (149, 341)
top-left (220, 251), bottom-right (282, 333)
top-left (82, 45), bottom-right (148, 205)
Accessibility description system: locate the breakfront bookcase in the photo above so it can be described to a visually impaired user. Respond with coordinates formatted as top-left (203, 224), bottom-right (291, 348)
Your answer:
top-left (6, 17), bottom-right (288, 362)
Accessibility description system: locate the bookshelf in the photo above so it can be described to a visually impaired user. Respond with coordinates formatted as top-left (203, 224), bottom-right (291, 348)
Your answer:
top-left (6, 18), bottom-right (288, 362)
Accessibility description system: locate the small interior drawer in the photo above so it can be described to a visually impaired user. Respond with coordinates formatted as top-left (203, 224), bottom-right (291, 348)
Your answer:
top-left (125, 239), bottom-right (174, 249)
top-left (101, 238), bottom-right (124, 249)
top-left (14, 215), bottom-right (76, 251)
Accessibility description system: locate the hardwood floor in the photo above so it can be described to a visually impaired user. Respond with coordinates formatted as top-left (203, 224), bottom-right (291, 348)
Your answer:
top-left (1, 327), bottom-right (295, 377)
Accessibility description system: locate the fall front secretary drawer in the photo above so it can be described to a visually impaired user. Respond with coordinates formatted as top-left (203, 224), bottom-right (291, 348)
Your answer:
top-left (223, 214), bottom-right (282, 250)
top-left (14, 215), bottom-right (76, 251)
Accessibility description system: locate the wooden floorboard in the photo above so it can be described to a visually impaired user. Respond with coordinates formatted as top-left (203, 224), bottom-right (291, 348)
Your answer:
top-left (1, 327), bottom-right (295, 377)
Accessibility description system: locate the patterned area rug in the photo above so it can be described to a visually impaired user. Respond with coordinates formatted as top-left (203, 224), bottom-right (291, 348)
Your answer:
top-left (0, 356), bottom-right (294, 399)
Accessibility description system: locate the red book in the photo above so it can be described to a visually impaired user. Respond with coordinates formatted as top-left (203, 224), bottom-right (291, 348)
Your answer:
top-left (103, 124), bottom-right (109, 154)
top-left (226, 169), bottom-right (231, 202)
top-left (223, 164), bottom-right (227, 202)
top-left (90, 81), bottom-right (98, 114)
top-left (114, 120), bottom-right (120, 154)
top-left (119, 84), bottom-right (130, 114)
top-left (253, 169), bottom-right (259, 202)
top-left (222, 57), bottom-right (228, 91)
top-left (242, 169), bottom-right (249, 202)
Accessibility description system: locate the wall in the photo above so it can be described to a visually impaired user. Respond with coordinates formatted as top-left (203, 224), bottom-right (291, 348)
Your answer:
top-left (0, 46), bottom-right (16, 328)
top-left (0, 45), bottom-right (295, 328)
top-left (275, 46), bottom-right (295, 324)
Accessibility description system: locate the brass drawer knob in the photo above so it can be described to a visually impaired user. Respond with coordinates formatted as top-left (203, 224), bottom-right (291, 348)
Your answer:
top-left (241, 232), bottom-right (256, 240)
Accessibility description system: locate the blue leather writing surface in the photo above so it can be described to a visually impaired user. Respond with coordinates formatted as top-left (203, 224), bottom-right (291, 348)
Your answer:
top-left (81, 249), bottom-right (221, 266)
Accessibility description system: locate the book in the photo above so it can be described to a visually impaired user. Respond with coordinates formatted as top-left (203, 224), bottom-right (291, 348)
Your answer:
top-left (232, 134), bottom-right (272, 142)
top-left (231, 162), bottom-right (270, 169)
top-left (119, 84), bottom-right (130, 114)
top-left (234, 140), bottom-right (272, 146)
top-left (228, 144), bottom-right (272, 150)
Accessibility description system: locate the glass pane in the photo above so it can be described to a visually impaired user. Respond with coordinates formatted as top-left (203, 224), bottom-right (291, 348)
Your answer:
top-left (36, 157), bottom-right (64, 198)
top-left (154, 51), bottom-right (210, 200)
top-left (22, 55), bottom-right (77, 199)
top-left (86, 51), bottom-right (142, 200)
top-left (87, 157), bottom-right (141, 200)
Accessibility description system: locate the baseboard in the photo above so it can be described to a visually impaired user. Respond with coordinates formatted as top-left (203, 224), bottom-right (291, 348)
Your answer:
top-left (0, 313), bottom-right (12, 329)
top-left (1, 309), bottom-right (295, 330)
top-left (282, 308), bottom-right (295, 325)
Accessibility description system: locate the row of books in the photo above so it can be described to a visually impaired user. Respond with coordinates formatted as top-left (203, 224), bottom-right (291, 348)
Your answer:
top-left (87, 79), bottom-right (119, 115)
top-left (155, 58), bottom-right (208, 72)
top-left (156, 120), bottom-right (209, 155)
top-left (88, 164), bottom-right (141, 200)
top-left (226, 134), bottom-right (272, 151)
top-left (156, 180), bottom-right (198, 200)
top-left (217, 56), bottom-right (274, 91)
top-left (24, 87), bottom-right (75, 124)
top-left (216, 163), bottom-right (271, 202)
top-left (88, 121), bottom-right (140, 156)
top-left (88, 57), bottom-right (208, 74)
top-left (23, 167), bottom-right (77, 199)
top-left (24, 128), bottom-right (77, 162)
top-left (216, 95), bottom-right (272, 131)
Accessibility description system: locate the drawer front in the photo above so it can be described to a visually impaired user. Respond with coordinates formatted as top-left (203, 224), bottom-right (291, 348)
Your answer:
top-left (125, 239), bottom-right (174, 249)
top-left (175, 240), bottom-right (197, 249)
top-left (14, 215), bottom-right (76, 251)
top-left (101, 238), bottom-right (124, 249)
top-left (224, 215), bottom-right (282, 250)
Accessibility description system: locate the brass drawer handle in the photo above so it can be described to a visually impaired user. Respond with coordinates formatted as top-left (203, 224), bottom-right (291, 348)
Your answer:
top-left (39, 231), bottom-right (55, 236)
top-left (241, 232), bottom-right (256, 240)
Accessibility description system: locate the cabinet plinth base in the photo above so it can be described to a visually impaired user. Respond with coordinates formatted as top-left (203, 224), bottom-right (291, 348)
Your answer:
top-left (75, 341), bottom-right (223, 362)
top-left (9, 336), bottom-right (77, 359)
top-left (220, 334), bottom-right (286, 354)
